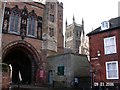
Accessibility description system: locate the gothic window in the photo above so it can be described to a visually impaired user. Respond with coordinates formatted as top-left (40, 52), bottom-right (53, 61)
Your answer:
top-left (27, 16), bottom-right (35, 36)
top-left (50, 14), bottom-right (54, 22)
top-left (50, 4), bottom-right (54, 10)
top-left (49, 28), bottom-right (54, 37)
top-left (9, 10), bottom-right (19, 33)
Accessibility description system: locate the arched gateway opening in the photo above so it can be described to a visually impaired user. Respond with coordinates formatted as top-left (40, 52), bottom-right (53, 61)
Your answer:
top-left (2, 41), bottom-right (40, 85)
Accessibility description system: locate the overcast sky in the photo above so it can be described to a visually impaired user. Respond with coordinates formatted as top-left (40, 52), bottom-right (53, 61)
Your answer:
top-left (58, 0), bottom-right (120, 34)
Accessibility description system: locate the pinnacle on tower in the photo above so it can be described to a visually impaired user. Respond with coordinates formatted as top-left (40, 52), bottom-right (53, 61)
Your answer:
top-left (73, 14), bottom-right (75, 22)
top-left (82, 18), bottom-right (85, 35)
top-left (66, 18), bottom-right (68, 27)
top-left (82, 18), bottom-right (84, 25)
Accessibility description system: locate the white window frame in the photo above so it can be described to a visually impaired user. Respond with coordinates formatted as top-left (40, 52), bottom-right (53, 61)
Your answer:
top-left (104, 36), bottom-right (117, 55)
top-left (101, 21), bottom-right (110, 30)
top-left (106, 61), bottom-right (119, 79)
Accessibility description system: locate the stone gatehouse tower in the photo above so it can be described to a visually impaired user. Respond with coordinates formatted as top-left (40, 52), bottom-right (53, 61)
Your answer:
top-left (2, 1), bottom-right (64, 85)
top-left (42, 1), bottom-right (64, 56)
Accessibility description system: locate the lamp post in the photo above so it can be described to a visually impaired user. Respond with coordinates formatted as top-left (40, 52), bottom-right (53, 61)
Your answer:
top-left (90, 50), bottom-right (101, 90)
top-left (90, 64), bottom-right (96, 90)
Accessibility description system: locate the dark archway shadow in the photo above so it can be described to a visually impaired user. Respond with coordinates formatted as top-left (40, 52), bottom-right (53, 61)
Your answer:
top-left (3, 48), bottom-right (35, 85)
top-left (2, 41), bottom-right (41, 85)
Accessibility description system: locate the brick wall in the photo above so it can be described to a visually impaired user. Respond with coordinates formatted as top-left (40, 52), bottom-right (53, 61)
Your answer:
top-left (89, 29), bottom-right (120, 83)
top-left (2, 2), bottom-right (47, 85)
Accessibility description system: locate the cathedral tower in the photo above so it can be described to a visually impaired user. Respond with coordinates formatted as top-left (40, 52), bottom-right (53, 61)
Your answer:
top-left (65, 16), bottom-right (85, 54)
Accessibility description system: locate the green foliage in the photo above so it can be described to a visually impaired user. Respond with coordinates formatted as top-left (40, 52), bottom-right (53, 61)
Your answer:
top-left (0, 63), bottom-right (10, 72)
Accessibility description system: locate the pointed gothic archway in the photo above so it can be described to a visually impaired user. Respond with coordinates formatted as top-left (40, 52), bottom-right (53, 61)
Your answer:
top-left (2, 40), bottom-right (41, 84)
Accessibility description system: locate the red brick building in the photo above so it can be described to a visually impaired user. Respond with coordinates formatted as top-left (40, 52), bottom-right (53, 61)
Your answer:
top-left (2, 1), bottom-right (64, 86)
top-left (87, 17), bottom-right (120, 90)
top-left (2, 2), bottom-right (46, 85)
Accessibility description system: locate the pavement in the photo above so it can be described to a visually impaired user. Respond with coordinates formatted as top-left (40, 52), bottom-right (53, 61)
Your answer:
top-left (9, 84), bottom-right (83, 90)
top-left (9, 85), bottom-right (49, 90)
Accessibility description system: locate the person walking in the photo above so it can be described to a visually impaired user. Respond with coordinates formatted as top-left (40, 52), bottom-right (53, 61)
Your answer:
top-left (74, 77), bottom-right (79, 88)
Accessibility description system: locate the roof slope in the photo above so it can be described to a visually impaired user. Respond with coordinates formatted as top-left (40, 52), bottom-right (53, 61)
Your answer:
top-left (87, 16), bottom-right (120, 36)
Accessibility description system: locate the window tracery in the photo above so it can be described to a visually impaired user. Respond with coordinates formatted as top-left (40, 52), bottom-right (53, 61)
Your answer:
top-left (9, 7), bottom-right (20, 34)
